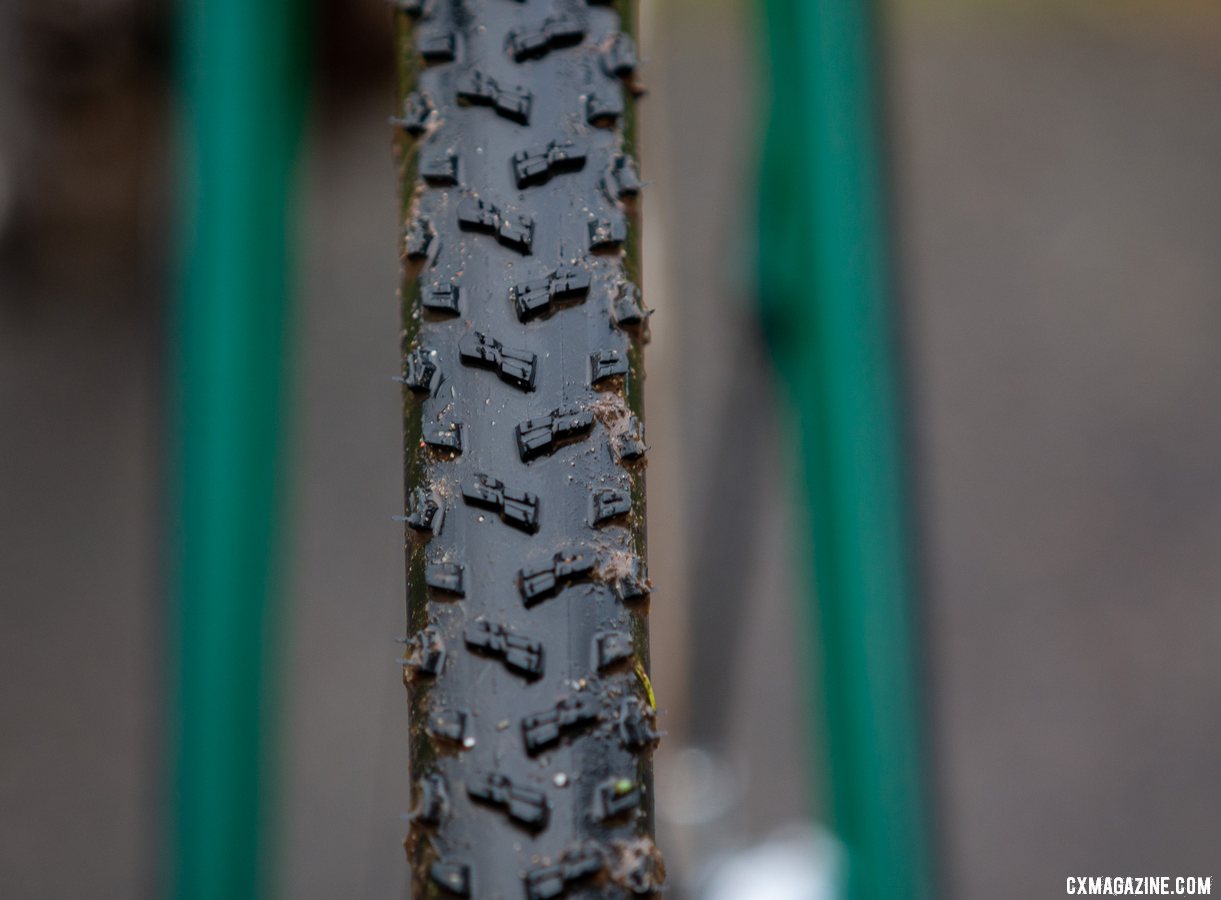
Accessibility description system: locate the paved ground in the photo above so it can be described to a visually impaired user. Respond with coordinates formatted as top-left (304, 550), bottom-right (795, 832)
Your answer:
top-left (893, 4), bottom-right (1221, 895)
top-left (2, 1), bottom-right (1220, 898)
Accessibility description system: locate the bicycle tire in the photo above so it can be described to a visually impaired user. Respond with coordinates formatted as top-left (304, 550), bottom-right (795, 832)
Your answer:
top-left (394, 1), bottom-right (662, 896)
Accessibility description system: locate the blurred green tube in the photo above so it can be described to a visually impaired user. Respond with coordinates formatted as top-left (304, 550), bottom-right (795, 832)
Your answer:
top-left (173, 0), bottom-right (307, 897)
top-left (758, 1), bottom-right (936, 898)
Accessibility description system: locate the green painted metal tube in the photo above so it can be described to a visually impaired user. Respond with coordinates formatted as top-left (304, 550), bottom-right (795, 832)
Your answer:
top-left (172, 1), bottom-right (307, 897)
top-left (758, 1), bottom-right (936, 898)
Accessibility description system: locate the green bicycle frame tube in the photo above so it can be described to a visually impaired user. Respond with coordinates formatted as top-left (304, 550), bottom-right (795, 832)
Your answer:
top-left (172, 1), bottom-right (307, 897)
top-left (758, 1), bottom-right (936, 898)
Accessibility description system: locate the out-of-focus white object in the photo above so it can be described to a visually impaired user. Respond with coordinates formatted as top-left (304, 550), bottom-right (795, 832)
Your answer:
top-left (698, 822), bottom-right (844, 900)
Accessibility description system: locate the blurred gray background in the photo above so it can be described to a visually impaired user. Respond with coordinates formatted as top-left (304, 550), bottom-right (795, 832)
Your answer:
top-left (2, 0), bottom-right (1219, 897)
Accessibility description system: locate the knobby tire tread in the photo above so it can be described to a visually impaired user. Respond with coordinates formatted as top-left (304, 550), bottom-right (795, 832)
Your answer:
top-left (395, 1), bottom-right (660, 897)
